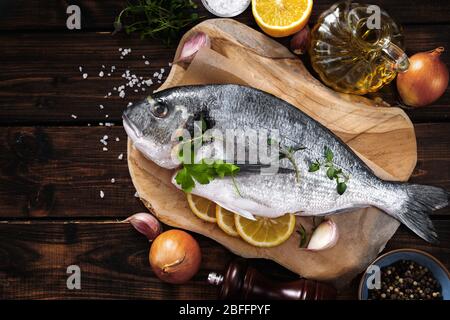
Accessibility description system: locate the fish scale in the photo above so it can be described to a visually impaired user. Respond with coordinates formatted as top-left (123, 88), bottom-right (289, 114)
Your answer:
top-left (123, 84), bottom-right (449, 243)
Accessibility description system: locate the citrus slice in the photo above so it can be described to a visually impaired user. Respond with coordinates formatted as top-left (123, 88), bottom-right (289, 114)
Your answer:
top-left (252, 0), bottom-right (313, 37)
top-left (235, 213), bottom-right (296, 247)
top-left (216, 206), bottom-right (240, 237)
top-left (186, 194), bottom-right (217, 223)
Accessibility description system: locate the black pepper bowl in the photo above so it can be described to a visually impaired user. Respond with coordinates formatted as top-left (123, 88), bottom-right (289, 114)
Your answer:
top-left (359, 249), bottom-right (450, 300)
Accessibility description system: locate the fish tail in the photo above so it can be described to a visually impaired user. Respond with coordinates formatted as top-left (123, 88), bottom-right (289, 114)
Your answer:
top-left (385, 184), bottom-right (449, 244)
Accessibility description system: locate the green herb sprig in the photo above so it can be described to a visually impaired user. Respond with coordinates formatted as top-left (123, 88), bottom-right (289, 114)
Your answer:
top-left (268, 139), bottom-right (305, 183)
top-left (174, 121), bottom-right (240, 194)
top-left (114, 0), bottom-right (200, 44)
top-left (175, 159), bottom-right (240, 193)
top-left (308, 146), bottom-right (350, 195)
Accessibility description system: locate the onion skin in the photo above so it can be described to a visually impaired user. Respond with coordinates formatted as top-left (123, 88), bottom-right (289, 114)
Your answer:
top-left (397, 47), bottom-right (449, 108)
top-left (149, 230), bottom-right (201, 284)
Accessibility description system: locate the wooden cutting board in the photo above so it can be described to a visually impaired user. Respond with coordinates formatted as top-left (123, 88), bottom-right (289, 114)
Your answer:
top-left (127, 19), bottom-right (417, 286)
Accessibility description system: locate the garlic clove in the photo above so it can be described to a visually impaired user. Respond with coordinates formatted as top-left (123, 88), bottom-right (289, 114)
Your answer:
top-left (125, 212), bottom-right (162, 241)
top-left (176, 32), bottom-right (211, 63)
top-left (290, 26), bottom-right (311, 55)
top-left (306, 220), bottom-right (339, 251)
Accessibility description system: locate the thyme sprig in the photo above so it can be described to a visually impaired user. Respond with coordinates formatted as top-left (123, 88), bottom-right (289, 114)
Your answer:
top-left (113, 0), bottom-right (200, 44)
top-left (309, 146), bottom-right (350, 195)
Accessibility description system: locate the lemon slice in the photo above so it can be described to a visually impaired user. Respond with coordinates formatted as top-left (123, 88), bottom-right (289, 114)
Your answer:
top-left (216, 206), bottom-right (240, 237)
top-left (252, 0), bottom-right (313, 37)
top-left (186, 194), bottom-right (217, 223)
top-left (235, 213), bottom-right (296, 247)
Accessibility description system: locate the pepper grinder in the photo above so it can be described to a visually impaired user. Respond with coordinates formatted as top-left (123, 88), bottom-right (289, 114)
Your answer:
top-left (207, 259), bottom-right (337, 300)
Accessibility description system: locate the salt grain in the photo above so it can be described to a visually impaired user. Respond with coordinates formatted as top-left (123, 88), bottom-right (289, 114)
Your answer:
top-left (99, 104), bottom-right (104, 109)
top-left (103, 147), bottom-right (108, 151)
top-left (115, 137), bottom-right (120, 142)
top-left (100, 190), bottom-right (105, 198)
top-left (134, 191), bottom-right (139, 198)
top-left (82, 73), bottom-right (88, 79)
top-left (119, 91), bottom-right (125, 98)
top-left (99, 71), bottom-right (104, 77)
top-left (79, 66), bottom-right (83, 72)
top-left (71, 114), bottom-right (77, 119)
top-left (111, 178), bottom-right (115, 184)
top-left (118, 153), bottom-right (124, 160)
top-left (145, 61), bottom-right (150, 65)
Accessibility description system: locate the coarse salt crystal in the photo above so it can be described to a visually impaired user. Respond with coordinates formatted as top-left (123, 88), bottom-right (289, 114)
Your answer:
top-left (99, 71), bottom-right (104, 77)
top-left (111, 178), bottom-right (115, 184)
top-left (103, 135), bottom-right (108, 140)
top-left (115, 137), bottom-right (120, 142)
top-left (99, 122), bottom-right (104, 126)
top-left (79, 66), bottom-right (83, 72)
top-left (82, 73), bottom-right (88, 79)
top-left (134, 191), bottom-right (139, 198)
top-left (119, 48), bottom-right (122, 51)
top-left (99, 104), bottom-right (104, 109)
top-left (100, 190), bottom-right (105, 198)
top-left (127, 102), bottom-right (133, 107)
top-left (71, 114), bottom-right (77, 119)
top-left (160, 68), bottom-right (165, 73)
top-left (145, 61), bottom-right (150, 65)
top-left (118, 153), bottom-right (123, 160)
top-left (103, 147), bottom-right (108, 151)
top-left (119, 91), bottom-right (125, 98)
top-left (105, 114), bottom-right (109, 118)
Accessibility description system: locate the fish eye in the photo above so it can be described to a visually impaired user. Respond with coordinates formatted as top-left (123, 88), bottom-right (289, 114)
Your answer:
top-left (151, 101), bottom-right (169, 118)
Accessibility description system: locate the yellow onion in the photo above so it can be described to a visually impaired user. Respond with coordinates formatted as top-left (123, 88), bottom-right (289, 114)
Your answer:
top-left (149, 230), bottom-right (201, 284)
top-left (397, 47), bottom-right (449, 107)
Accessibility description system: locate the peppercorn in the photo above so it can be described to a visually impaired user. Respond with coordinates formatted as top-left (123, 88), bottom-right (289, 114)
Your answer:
top-left (368, 260), bottom-right (442, 300)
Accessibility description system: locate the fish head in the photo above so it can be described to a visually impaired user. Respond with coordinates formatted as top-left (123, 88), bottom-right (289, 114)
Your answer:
top-left (123, 90), bottom-right (195, 169)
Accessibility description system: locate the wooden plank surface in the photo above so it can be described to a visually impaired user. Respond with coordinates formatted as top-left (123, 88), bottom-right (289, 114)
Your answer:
top-left (0, 124), bottom-right (449, 218)
top-left (0, 0), bottom-right (449, 31)
top-left (1, 25), bottom-right (450, 124)
top-left (0, 220), bottom-right (448, 300)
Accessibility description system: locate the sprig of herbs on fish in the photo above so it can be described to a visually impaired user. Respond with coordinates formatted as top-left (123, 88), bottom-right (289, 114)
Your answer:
top-left (123, 84), bottom-right (449, 243)
top-left (174, 120), bottom-right (240, 194)
top-left (309, 146), bottom-right (350, 195)
top-left (113, 0), bottom-right (200, 44)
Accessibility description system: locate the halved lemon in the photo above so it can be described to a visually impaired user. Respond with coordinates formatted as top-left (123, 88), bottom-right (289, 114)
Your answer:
top-left (186, 194), bottom-right (217, 223)
top-left (216, 206), bottom-right (240, 237)
top-left (235, 213), bottom-right (296, 247)
top-left (252, 0), bottom-right (313, 37)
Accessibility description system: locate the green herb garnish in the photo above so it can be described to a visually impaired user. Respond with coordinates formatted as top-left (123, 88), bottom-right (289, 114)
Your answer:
top-left (114, 0), bottom-right (200, 44)
top-left (175, 159), bottom-right (240, 193)
top-left (308, 146), bottom-right (350, 195)
top-left (175, 126), bottom-right (240, 194)
top-left (297, 224), bottom-right (308, 248)
top-left (268, 138), bottom-right (305, 183)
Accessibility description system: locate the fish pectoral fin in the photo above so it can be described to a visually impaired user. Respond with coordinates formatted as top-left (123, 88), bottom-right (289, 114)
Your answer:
top-left (215, 201), bottom-right (257, 221)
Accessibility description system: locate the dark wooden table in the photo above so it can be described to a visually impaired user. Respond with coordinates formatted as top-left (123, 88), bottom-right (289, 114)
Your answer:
top-left (0, 0), bottom-right (449, 300)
